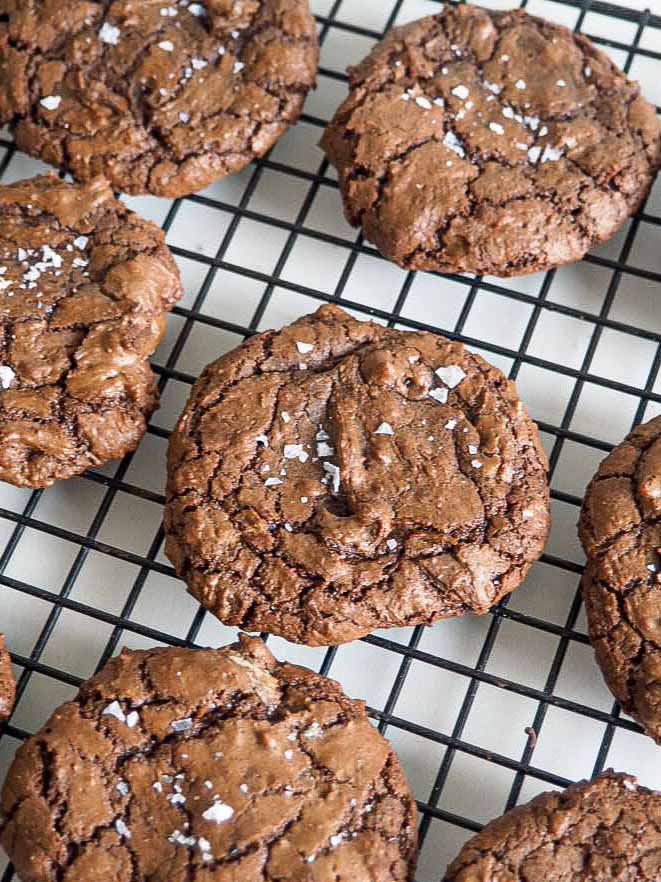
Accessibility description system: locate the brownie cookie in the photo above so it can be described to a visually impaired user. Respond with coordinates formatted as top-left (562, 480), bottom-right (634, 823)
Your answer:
top-left (0, 634), bottom-right (15, 723)
top-left (0, 173), bottom-right (182, 488)
top-left (443, 771), bottom-right (661, 882)
top-left (164, 304), bottom-right (550, 646)
top-left (1, 634), bottom-right (418, 882)
top-left (579, 416), bottom-right (661, 742)
top-left (321, 5), bottom-right (661, 277)
top-left (0, 1), bottom-right (318, 198)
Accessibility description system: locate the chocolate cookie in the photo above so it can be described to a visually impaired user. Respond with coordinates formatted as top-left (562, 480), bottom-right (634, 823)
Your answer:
top-left (0, 1), bottom-right (318, 198)
top-left (1, 634), bottom-right (418, 882)
top-left (0, 634), bottom-right (15, 723)
top-left (579, 416), bottom-right (661, 742)
top-left (164, 304), bottom-right (550, 646)
top-left (321, 5), bottom-right (661, 277)
top-left (443, 772), bottom-right (661, 882)
top-left (0, 173), bottom-right (182, 488)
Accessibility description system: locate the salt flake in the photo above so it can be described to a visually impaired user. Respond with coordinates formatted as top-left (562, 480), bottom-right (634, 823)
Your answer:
top-left (158, 40), bottom-right (175, 52)
top-left (102, 701), bottom-right (126, 723)
top-left (303, 722), bottom-right (323, 739)
top-left (451, 84), bottom-right (469, 100)
top-left (443, 130), bottom-right (465, 158)
top-left (415, 96), bottom-right (432, 110)
top-left (429, 388), bottom-right (448, 405)
top-left (527, 145), bottom-right (542, 163)
top-left (171, 717), bottom-right (193, 732)
top-left (99, 22), bottom-right (121, 45)
top-left (435, 365), bottom-right (466, 388)
top-left (374, 422), bottom-right (394, 436)
top-left (0, 365), bottom-right (15, 390)
top-left (323, 462), bottom-right (340, 494)
top-left (296, 341), bottom-right (314, 354)
top-left (541, 145), bottom-right (563, 163)
top-left (202, 801), bottom-right (234, 823)
top-left (115, 820), bottom-right (131, 839)
top-left (40, 95), bottom-right (61, 111)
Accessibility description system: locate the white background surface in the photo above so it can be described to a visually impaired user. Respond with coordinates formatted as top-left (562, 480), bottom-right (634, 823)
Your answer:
top-left (1, 1), bottom-right (661, 880)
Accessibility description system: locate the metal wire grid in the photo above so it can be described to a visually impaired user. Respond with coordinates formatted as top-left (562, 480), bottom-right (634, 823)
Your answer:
top-left (0, 0), bottom-right (658, 879)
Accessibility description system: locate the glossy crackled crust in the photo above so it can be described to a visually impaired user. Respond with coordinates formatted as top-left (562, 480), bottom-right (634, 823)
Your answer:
top-left (321, 5), bottom-right (661, 277)
top-left (164, 304), bottom-right (550, 646)
top-left (0, 635), bottom-right (418, 882)
top-left (0, 173), bottom-right (181, 487)
top-left (0, 634), bottom-right (15, 723)
top-left (579, 416), bottom-right (661, 743)
top-left (443, 772), bottom-right (661, 882)
top-left (0, 0), bottom-right (319, 197)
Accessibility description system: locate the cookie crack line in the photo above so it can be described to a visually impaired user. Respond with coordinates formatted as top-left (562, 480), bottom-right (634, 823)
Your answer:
top-left (164, 303), bottom-right (550, 646)
top-left (0, 0), bottom-right (319, 197)
top-left (321, 4), bottom-right (661, 278)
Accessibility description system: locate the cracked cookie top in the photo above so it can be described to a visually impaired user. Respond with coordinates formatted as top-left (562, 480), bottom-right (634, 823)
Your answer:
top-left (0, 634), bottom-right (15, 723)
top-left (0, 173), bottom-right (181, 488)
top-left (321, 5), bottom-right (661, 277)
top-left (164, 304), bottom-right (550, 646)
top-left (443, 772), bottom-right (661, 882)
top-left (0, 635), bottom-right (418, 882)
top-left (0, 0), bottom-right (319, 197)
top-left (579, 416), bottom-right (661, 743)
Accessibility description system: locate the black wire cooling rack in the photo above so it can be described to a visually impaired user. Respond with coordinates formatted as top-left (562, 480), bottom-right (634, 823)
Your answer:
top-left (0, 1), bottom-right (660, 880)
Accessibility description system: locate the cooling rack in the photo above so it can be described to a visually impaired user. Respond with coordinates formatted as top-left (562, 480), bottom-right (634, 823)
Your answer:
top-left (0, 0), bottom-right (660, 879)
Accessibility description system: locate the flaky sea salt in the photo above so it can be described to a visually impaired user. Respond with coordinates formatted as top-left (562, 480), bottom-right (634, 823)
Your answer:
top-left (323, 462), bottom-right (340, 494)
top-left (102, 701), bottom-right (126, 723)
top-left (435, 365), bottom-right (466, 388)
top-left (115, 820), bottom-right (131, 838)
top-left (443, 130), bottom-right (465, 158)
top-left (451, 84), bottom-right (469, 100)
top-left (429, 388), bottom-right (448, 405)
top-left (415, 96), bottom-right (432, 110)
top-left (40, 95), bottom-right (61, 110)
top-left (0, 365), bottom-right (15, 390)
top-left (202, 801), bottom-right (234, 823)
top-left (99, 22), bottom-right (121, 44)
